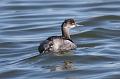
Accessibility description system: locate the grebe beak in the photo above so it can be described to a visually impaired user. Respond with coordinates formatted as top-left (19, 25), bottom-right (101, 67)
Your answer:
top-left (76, 24), bottom-right (84, 27)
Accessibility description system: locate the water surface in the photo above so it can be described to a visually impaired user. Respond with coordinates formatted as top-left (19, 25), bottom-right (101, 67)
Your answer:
top-left (0, 0), bottom-right (120, 79)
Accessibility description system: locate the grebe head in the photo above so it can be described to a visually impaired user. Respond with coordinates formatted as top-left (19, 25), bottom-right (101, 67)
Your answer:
top-left (62, 18), bottom-right (76, 29)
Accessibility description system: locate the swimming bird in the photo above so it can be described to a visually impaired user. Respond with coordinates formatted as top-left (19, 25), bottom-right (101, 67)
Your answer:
top-left (38, 19), bottom-right (77, 54)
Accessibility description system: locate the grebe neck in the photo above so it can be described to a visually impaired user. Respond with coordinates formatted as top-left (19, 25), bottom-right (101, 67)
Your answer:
top-left (61, 24), bottom-right (70, 39)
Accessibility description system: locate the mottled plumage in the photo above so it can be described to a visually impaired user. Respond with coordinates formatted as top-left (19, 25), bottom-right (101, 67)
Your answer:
top-left (38, 19), bottom-right (77, 54)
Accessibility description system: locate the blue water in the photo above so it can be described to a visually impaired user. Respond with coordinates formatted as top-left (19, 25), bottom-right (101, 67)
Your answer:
top-left (0, 0), bottom-right (120, 79)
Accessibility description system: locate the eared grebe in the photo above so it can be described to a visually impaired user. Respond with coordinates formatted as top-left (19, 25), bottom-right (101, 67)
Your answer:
top-left (38, 19), bottom-right (77, 54)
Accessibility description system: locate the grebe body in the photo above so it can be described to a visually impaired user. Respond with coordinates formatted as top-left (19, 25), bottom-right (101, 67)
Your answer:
top-left (38, 19), bottom-right (77, 54)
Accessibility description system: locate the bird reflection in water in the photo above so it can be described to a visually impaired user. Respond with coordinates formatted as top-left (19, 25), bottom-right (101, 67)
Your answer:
top-left (50, 60), bottom-right (74, 72)
top-left (42, 60), bottom-right (75, 72)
